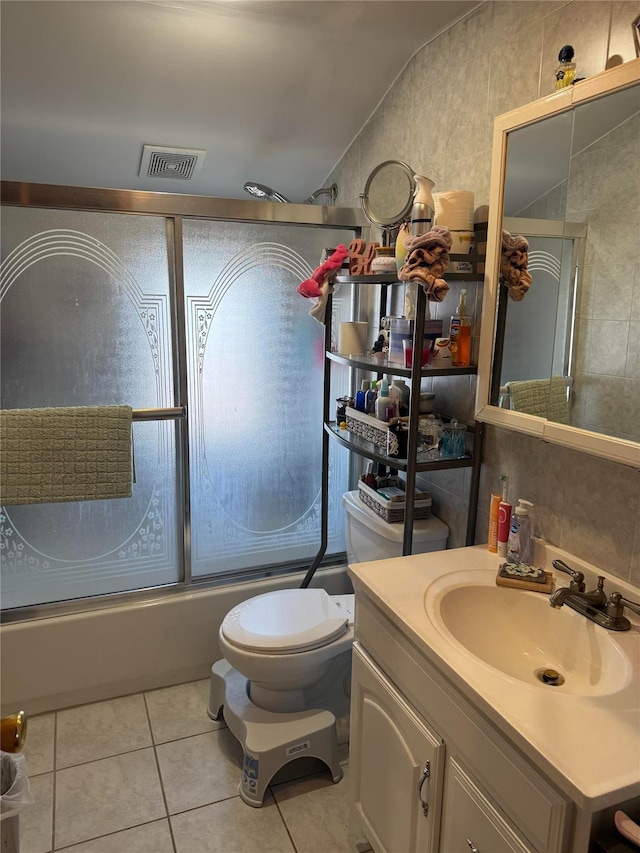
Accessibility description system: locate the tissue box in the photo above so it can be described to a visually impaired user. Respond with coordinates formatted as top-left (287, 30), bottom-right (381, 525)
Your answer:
top-left (389, 318), bottom-right (443, 364)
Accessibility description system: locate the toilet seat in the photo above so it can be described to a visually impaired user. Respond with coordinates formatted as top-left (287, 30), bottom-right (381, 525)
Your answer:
top-left (222, 589), bottom-right (348, 654)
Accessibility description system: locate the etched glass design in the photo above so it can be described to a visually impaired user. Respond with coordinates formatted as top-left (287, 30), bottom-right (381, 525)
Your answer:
top-left (183, 220), bottom-right (352, 576)
top-left (1, 208), bottom-right (180, 608)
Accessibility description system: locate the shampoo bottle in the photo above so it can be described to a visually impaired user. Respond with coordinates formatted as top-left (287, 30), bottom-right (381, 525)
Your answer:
top-left (375, 379), bottom-right (392, 421)
top-left (355, 380), bottom-right (369, 412)
top-left (507, 500), bottom-right (534, 565)
top-left (365, 381), bottom-right (377, 415)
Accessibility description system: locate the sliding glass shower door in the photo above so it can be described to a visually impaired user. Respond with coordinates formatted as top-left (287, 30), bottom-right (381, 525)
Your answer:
top-left (1, 199), bottom-right (355, 611)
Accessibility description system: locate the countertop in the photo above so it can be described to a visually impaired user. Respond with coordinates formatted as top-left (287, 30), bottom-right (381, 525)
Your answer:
top-left (348, 541), bottom-right (640, 812)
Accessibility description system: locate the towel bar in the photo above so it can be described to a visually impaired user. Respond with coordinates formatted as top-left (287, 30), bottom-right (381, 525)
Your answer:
top-left (132, 406), bottom-right (186, 421)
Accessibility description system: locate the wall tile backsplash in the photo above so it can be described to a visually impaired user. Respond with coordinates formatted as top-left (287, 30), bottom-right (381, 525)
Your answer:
top-left (329, 0), bottom-right (640, 587)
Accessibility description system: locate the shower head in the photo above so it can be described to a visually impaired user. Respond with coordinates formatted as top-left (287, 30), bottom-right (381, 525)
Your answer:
top-left (304, 183), bottom-right (338, 205)
top-left (243, 182), bottom-right (290, 203)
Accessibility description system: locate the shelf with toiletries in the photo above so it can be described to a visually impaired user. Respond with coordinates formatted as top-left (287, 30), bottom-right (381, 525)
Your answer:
top-left (327, 350), bottom-right (477, 377)
top-left (322, 261), bottom-right (484, 556)
top-left (325, 421), bottom-right (475, 473)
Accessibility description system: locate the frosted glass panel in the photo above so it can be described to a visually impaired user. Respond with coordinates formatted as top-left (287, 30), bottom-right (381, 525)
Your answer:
top-left (1, 207), bottom-right (180, 607)
top-left (183, 221), bottom-right (353, 576)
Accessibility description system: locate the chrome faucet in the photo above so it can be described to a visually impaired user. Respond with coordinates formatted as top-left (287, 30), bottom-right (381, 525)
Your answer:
top-left (549, 559), bottom-right (640, 631)
top-left (549, 575), bottom-right (607, 609)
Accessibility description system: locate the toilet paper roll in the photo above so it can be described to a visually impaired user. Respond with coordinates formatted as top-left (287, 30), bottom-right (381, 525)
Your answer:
top-left (434, 191), bottom-right (474, 232)
top-left (449, 230), bottom-right (475, 254)
top-left (338, 321), bottom-right (369, 355)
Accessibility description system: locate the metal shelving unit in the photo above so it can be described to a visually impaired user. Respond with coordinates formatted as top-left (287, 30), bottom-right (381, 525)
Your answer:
top-left (300, 234), bottom-right (486, 587)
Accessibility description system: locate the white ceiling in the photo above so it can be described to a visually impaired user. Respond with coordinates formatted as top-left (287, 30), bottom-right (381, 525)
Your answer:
top-left (1, 0), bottom-right (479, 202)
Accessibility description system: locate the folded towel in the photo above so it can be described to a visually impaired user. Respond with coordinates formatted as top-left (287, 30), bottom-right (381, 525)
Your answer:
top-left (507, 377), bottom-right (569, 423)
top-left (0, 406), bottom-right (133, 506)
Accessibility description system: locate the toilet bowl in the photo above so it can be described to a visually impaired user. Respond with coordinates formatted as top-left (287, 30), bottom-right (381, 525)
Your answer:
top-left (218, 588), bottom-right (355, 714)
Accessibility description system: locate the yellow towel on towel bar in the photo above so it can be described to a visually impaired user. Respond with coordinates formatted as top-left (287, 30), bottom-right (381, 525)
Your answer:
top-left (0, 406), bottom-right (133, 506)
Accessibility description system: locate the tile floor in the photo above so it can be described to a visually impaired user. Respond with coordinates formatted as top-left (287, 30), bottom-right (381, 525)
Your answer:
top-left (10, 679), bottom-right (371, 853)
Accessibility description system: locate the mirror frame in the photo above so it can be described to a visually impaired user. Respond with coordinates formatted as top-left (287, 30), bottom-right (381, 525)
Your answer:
top-left (476, 58), bottom-right (640, 468)
top-left (360, 160), bottom-right (415, 230)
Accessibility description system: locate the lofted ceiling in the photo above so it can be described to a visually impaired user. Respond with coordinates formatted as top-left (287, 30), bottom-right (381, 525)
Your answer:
top-left (1, 0), bottom-right (479, 202)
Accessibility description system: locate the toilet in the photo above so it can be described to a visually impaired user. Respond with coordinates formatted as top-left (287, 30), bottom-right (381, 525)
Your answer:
top-left (208, 491), bottom-right (448, 805)
top-left (218, 588), bottom-right (355, 714)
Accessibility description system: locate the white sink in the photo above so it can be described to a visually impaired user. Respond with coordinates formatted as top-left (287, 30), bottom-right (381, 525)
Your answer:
top-left (424, 569), bottom-right (633, 695)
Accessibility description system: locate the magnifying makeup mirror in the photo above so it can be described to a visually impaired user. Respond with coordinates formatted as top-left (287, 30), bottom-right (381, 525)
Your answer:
top-left (360, 160), bottom-right (415, 245)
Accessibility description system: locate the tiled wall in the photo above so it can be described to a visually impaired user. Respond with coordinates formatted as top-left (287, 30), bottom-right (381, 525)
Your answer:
top-left (328, 0), bottom-right (640, 586)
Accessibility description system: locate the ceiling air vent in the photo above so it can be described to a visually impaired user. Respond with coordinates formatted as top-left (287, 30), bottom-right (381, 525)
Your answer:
top-left (139, 145), bottom-right (206, 180)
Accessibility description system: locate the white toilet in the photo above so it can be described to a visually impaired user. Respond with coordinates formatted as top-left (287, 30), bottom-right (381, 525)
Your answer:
top-left (218, 588), bottom-right (355, 714)
top-left (208, 491), bottom-right (448, 806)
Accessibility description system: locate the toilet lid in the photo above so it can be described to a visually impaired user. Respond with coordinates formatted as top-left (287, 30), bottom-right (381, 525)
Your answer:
top-left (221, 589), bottom-right (348, 653)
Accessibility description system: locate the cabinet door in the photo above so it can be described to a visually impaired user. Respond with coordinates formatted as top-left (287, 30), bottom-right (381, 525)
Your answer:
top-left (350, 643), bottom-right (444, 853)
top-left (439, 758), bottom-right (536, 853)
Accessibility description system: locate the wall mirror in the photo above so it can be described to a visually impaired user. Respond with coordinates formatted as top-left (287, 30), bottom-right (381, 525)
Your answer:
top-left (360, 160), bottom-right (415, 245)
top-left (476, 58), bottom-right (640, 467)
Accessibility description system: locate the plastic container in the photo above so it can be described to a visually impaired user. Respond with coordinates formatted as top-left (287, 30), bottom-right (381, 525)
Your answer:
top-left (1, 751), bottom-right (34, 853)
top-left (342, 490), bottom-right (448, 562)
top-left (507, 500), bottom-right (534, 565)
top-left (371, 246), bottom-right (397, 274)
top-left (440, 420), bottom-right (467, 458)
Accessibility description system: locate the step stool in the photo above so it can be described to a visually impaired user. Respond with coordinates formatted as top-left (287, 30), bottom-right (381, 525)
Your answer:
top-left (208, 658), bottom-right (343, 807)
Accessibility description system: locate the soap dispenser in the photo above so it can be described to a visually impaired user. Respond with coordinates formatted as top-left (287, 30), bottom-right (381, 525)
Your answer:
top-left (410, 175), bottom-right (436, 237)
top-left (507, 499), bottom-right (534, 565)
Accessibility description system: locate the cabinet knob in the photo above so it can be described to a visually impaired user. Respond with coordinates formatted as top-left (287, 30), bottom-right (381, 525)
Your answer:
top-left (466, 839), bottom-right (480, 853)
top-left (417, 759), bottom-right (430, 817)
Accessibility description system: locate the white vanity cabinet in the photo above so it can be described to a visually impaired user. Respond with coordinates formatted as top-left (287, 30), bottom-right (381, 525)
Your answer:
top-left (350, 593), bottom-right (571, 853)
top-left (350, 643), bottom-right (444, 853)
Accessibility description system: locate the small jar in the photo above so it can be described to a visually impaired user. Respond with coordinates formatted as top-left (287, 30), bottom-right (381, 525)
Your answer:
top-left (371, 246), bottom-right (397, 274)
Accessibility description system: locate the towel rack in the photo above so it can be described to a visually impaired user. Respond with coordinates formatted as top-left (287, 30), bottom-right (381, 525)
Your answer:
top-left (132, 406), bottom-right (186, 421)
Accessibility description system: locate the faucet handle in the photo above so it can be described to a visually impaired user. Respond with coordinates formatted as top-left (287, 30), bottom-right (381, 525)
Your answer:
top-left (607, 592), bottom-right (640, 619)
top-left (552, 559), bottom-right (585, 592)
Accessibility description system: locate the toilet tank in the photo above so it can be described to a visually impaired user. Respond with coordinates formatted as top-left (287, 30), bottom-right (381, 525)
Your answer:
top-left (342, 490), bottom-right (449, 564)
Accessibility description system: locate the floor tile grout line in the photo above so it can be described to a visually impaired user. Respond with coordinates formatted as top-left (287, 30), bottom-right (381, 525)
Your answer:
top-left (143, 691), bottom-right (178, 853)
top-left (270, 788), bottom-right (300, 853)
top-left (53, 818), bottom-right (171, 852)
top-left (51, 710), bottom-right (58, 853)
top-left (53, 741), bottom-right (155, 773)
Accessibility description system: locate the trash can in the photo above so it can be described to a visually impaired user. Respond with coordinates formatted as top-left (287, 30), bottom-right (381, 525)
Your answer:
top-left (1, 752), bottom-right (34, 853)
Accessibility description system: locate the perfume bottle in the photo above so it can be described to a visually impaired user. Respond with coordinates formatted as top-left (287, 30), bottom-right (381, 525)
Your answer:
top-left (555, 45), bottom-right (576, 89)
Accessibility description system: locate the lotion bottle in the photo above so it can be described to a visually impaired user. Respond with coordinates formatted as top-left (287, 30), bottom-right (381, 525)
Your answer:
top-left (507, 499), bottom-right (534, 565)
top-left (375, 379), bottom-right (392, 421)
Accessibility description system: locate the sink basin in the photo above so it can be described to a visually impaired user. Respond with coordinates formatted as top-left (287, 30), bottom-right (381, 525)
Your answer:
top-left (425, 570), bottom-right (633, 695)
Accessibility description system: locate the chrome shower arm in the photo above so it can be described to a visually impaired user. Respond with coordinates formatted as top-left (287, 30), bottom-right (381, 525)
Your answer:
top-left (304, 183), bottom-right (338, 205)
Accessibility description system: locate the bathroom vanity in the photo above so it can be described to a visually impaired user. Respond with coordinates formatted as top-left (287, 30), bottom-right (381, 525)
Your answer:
top-left (348, 544), bottom-right (640, 853)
